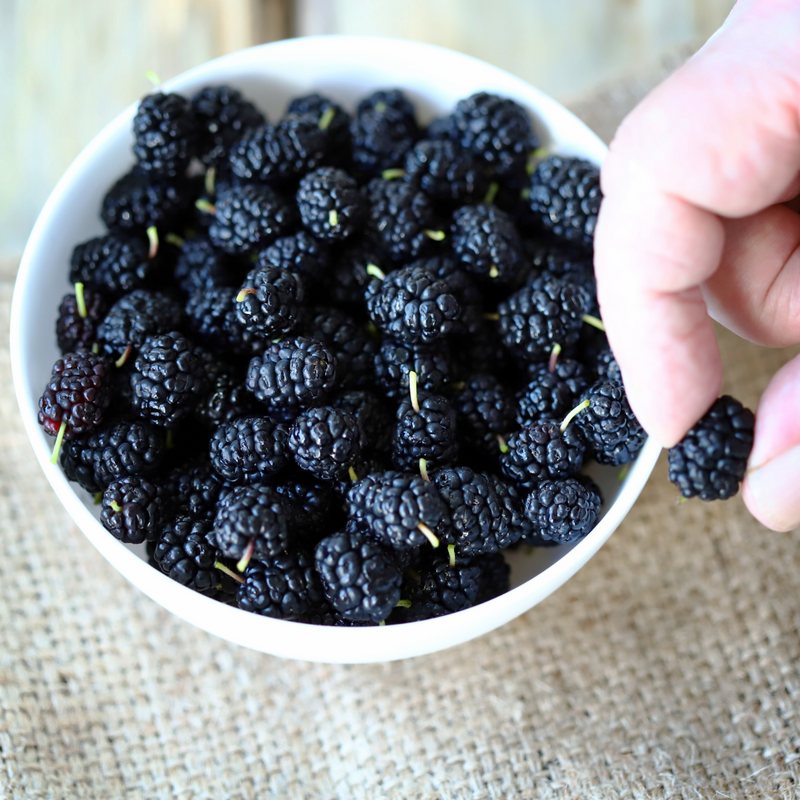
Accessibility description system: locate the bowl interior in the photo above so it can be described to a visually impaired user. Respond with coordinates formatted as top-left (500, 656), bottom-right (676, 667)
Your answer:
top-left (10, 36), bottom-right (661, 663)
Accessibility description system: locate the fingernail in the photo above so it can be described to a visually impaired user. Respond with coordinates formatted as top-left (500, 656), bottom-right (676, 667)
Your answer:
top-left (746, 444), bottom-right (800, 531)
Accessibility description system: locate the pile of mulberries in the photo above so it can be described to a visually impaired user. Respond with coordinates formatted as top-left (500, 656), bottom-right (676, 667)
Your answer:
top-left (38, 81), bottom-right (667, 629)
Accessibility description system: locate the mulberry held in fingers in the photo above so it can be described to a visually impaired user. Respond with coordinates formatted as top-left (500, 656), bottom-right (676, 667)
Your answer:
top-left (209, 415), bottom-right (290, 485)
top-left (668, 395), bottom-right (754, 501)
top-left (315, 531), bottom-right (402, 623)
top-left (38, 351), bottom-right (112, 439)
top-left (289, 406), bottom-right (362, 481)
top-left (523, 477), bottom-right (602, 544)
top-left (528, 155), bottom-right (601, 248)
top-left (574, 380), bottom-right (645, 466)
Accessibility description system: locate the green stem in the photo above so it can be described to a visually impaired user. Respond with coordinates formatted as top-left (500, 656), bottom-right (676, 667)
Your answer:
top-left (205, 167), bottom-right (216, 197)
top-left (417, 522), bottom-right (439, 548)
top-left (483, 182), bottom-right (499, 205)
top-left (366, 264), bottom-right (385, 280)
top-left (214, 561), bottom-right (245, 585)
top-left (146, 226), bottom-right (159, 259)
top-left (74, 282), bottom-right (87, 319)
top-left (419, 458), bottom-right (429, 482)
top-left (328, 209), bottom-right (339, 228)
top-left (560, 399), bottom-right (590, 432)
top-left (548, 343), bottom-right (562, 373)
top-left (582, 314), bottom-right (605, 332)
top-left (424, 230), bottom-right (446, 242)
top-left (408, 370), bottom-right (420, 413)
top-left (50, 420), bottom-right (67, 465)
top-left (381, 168), bottom-right (406, 180)
top-left (236, 539), bottom-right (255, 572)
top-left (318, 106), bottom-right (336, 130)
top-left (448, 545), bottom-right (456, 567)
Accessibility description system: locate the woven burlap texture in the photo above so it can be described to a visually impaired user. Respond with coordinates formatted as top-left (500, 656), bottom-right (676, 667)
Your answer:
top-left (6, 50), bottom-right (800, 800)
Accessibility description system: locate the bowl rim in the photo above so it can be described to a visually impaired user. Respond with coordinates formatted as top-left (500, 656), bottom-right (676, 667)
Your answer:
top-left (9, 34), bottom-right (662, 663)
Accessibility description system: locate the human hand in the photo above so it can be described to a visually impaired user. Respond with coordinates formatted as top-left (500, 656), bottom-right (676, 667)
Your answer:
top-left (594, 0), bottom-right (800, 530)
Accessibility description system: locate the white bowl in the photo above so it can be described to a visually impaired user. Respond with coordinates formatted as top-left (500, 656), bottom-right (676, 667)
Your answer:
top-left (10, 36), bottom-right (661, 663)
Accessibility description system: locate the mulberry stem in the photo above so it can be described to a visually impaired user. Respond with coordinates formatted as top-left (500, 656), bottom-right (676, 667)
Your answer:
top-left (408, 370), bottom-right (420, 413)
top-left (205, 167), bottom-right (216, 196)
top-left (237, 539), bottom-right (255, 572)
top-left (483, 182), bottom-right (499, 205)
top-left (582, 314), bottom-right (605, 332)
top-left (74, 282), bottom-right (87, 319)
top-left (115, 344), bottom-right (133, 368)
top-left (560, 399), bottom-right (590, 432)
top-left (318, 107), bottom-right (335, 130)
top-left (50, 420), bottom-right (67, 465)
top-left (448, 544), bottom-right (456, 567)
top-left (548, 343), bottom-right (562, 373)
top-left (419, 458), bottom-right (429, 482)
top-left (236, 287), bottom-right (257, 303)
top-left (366, 264), bottom-right (385, 280)
top-left (382, 168), bottom-right (405, 180)
top-left (416, 522), bottom-right (439, 548)
top-left (215, 561), bottom-right (245, 584)
top-left (146, 226), bottom-right (159, 259)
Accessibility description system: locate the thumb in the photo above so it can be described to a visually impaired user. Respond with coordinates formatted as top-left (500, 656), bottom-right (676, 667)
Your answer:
top-left (742, 353), bottom-right (800, 530)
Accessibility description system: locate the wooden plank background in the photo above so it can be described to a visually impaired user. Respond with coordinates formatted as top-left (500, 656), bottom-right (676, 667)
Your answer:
top-left (1, 0), bottom-right (735, 263)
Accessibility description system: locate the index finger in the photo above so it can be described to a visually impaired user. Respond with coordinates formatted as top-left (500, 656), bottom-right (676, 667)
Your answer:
top-left (594, 0), bottom-right (800, 446)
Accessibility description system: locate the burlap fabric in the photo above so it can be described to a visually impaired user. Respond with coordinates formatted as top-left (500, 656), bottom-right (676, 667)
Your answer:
top-left (5, 48), bottom-right (800, 800)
